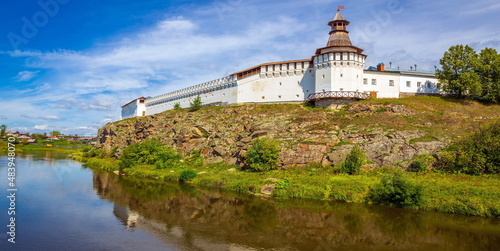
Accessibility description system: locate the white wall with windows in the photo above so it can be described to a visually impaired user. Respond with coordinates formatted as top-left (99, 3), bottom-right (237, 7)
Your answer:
top-left (362, 71), bottom-right (401, 98)
top-left (400, 72), bottom-right (440, 94)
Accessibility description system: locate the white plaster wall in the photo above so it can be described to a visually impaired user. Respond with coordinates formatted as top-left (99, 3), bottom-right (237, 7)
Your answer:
top-left (236, 64), bottom-right (315, 104)
top-left (121, 101), bottom-right (139, 119)
top-left (361, 71), bottom-right (401, 98)
top-left (400, 73), bottom-right (440, 94)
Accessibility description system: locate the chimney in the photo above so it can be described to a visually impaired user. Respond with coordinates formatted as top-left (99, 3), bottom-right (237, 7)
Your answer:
top-left (377, 63), bottom-right (385, 71)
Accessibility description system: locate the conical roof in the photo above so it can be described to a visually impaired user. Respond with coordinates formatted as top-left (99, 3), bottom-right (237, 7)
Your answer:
top-left (333, 11), bottom-right (345, 21)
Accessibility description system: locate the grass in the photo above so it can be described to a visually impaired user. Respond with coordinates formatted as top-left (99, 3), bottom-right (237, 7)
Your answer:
top-left (81, 154), bottom-right (500, 217)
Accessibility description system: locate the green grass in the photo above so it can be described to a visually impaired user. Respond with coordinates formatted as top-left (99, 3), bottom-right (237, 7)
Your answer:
top-left (81, 155), bottom-right (500, 217)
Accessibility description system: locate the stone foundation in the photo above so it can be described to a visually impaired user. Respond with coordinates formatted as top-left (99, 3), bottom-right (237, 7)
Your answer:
top-left (315, 99), bottom-right (357, 109)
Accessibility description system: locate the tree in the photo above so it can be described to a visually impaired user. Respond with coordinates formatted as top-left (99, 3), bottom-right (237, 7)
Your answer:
top-left (437, 45), bottom-right (481, 98)
top-left (476, 48), bottom-right (500, 103)
top-left (0, 124), bottom-right (6, 138)
top-left (50, 130), bottom-right (61, 136)
top-left (189, 96), bottom-right (203, 111)
top-left (174, 102), bottom-right (181, 110)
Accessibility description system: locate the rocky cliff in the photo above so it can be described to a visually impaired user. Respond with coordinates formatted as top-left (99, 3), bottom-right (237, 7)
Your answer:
top-left (96, 100), bottom-right (462, 168)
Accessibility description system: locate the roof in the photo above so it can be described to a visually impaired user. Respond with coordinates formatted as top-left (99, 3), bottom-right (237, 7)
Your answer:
top-left (333, 10), bottom-right (346, 21)
top-left (231, 59), bottom-right (313, 76)
top-left (121, 97), bottom-right (146, 108)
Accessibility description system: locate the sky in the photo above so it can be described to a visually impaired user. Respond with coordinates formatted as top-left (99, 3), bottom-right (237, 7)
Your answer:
top-left (0, 0), bottom-right (499, 136)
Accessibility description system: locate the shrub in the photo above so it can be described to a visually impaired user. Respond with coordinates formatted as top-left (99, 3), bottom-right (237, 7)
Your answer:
top-left (408, 154), bottom-right (435, 173)
top-left (83, 148), bottom-right (102, 158)
top-left (244, 138), bottom-right (281, 172)
top-left (437, 121), bottom-right (499, 175)
top-left (119, 140), bottom-right (182, 171)
top-left (275, 178), bottom-right (291, 189)
top-left (367, 172), bottom-right (424, 208)
top-left (339, 146), bottom-right (367, 175)
top-left (179, 170), bottom-right (197, 182)
top-left (174, 102), bottom-right (181, 110)
top-left (189, 95), bottom-right (203, 111)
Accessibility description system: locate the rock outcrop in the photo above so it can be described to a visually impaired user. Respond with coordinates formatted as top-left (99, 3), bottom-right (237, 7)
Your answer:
top-left (96, 104), bottom-right (449, 168)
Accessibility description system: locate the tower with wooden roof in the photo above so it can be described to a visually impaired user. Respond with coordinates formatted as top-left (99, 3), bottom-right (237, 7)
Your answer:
top-left (313, 8), bottom-right (366, 94)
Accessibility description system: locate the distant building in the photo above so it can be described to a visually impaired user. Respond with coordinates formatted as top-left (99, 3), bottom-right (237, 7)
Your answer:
top-left (122, 9), bottom-right (440, 119)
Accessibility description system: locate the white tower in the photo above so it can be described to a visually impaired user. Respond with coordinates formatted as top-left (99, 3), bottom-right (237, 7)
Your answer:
top-left (314, 9), bottom-right (366, 93)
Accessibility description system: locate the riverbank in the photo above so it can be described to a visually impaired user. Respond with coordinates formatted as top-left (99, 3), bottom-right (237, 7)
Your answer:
top-left (84, 96), bottom-right (499, 217)
top-left (78, 154), bottom-right (499, 218)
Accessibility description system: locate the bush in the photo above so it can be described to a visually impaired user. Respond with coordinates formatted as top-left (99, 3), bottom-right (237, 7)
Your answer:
top-left (367, 172), bottom-right (424, 208)
top-left (408, 154), bottom-right (435, 173)
top-left (83, 148), bottom-right (102, 158)
top-left (179, 170), bottom-right (197, 182)
top-left (437, 121), bottom-right (500, 175)
top-left (339, 146), bottom-right (367, 175)
top-left (174, 102), bottom-right (181, 110)
top-left (244, 138), bottom-right (281, 172)
top-left (189, 95), bottom-right (203, 111)
top-left (119, 140), bottom-right (182, 171)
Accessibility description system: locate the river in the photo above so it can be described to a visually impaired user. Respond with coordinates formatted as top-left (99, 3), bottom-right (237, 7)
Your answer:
top-left (0, 151), bottom-right (499, 250)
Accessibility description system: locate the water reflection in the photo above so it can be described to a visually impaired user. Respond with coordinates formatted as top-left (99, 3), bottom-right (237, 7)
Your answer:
top-left (93, 172), bottom-right (500, 251)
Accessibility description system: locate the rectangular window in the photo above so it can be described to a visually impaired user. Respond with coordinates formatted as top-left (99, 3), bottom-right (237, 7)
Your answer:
top-left (417, 82), bottom-right (422, 88)
top-left (363, 78), bottom-right (368, 85)
top-left (406, 81), bottom-right (411, 87)
top-left (389, 80), bottom-right (394, 86)
top-left (372, 79), bottom-right (377, 85)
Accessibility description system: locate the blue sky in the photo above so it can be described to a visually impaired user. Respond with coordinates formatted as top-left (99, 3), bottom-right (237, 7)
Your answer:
top-left (1, 0), bottom-right (499, 136)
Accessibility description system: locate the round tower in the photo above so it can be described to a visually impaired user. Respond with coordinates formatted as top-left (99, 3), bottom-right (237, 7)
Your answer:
top-left (313, 8), bottom-right (366, 93)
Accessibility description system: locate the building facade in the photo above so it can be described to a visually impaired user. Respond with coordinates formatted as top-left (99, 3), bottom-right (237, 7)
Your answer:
top-left (122, 10), bottom-right (440, 119)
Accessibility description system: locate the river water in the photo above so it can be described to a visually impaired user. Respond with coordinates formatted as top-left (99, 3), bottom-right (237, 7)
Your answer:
top-left (0, 151), bottom-right (499, 250)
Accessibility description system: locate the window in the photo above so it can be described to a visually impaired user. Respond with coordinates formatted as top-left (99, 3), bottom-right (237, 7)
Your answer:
top-left (406, 81), bottom-right (411, 87)
top-left (296, 94), bottom-right (300, 98)
top-left (340, 74), bottom-right (343, 77)
top-left (262, 96), bottom-right (265, 99)
top-left (322, 74), bottom-right (325, 79)
top-left (372, 79), bottom-right (377, 85)
top-left (278, 95), bottom-right (282, 99)
top-left (417, 82), bottom-right (421, 88)
top-left (389, 80), bottom-right (394, 86)
top-left (427, 82), bottom-right (432, 88)
top-left (363, 78), bottom-right (368, 85)
top-left (279, 82), bottom-right (282, 86)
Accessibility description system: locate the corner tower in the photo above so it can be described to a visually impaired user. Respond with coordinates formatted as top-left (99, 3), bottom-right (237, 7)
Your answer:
top-left (313, 8), bottom-right (366, 93)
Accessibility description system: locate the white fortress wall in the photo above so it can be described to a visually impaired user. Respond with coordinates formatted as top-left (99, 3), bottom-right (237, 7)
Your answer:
top-left (362, 71), bottom-right (401, 98)
top-left (145, 75), bottom-right (238, 115)
top-left (236, 61), bottom-right (315, 104)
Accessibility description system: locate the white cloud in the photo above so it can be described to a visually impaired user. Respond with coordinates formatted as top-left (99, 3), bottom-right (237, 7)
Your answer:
top-left (14, 71), bottom-right (40, 82)
top-left (41, 115), bottom-right (60, 121)
top-left (34, 125), bottom-right (50, 130)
